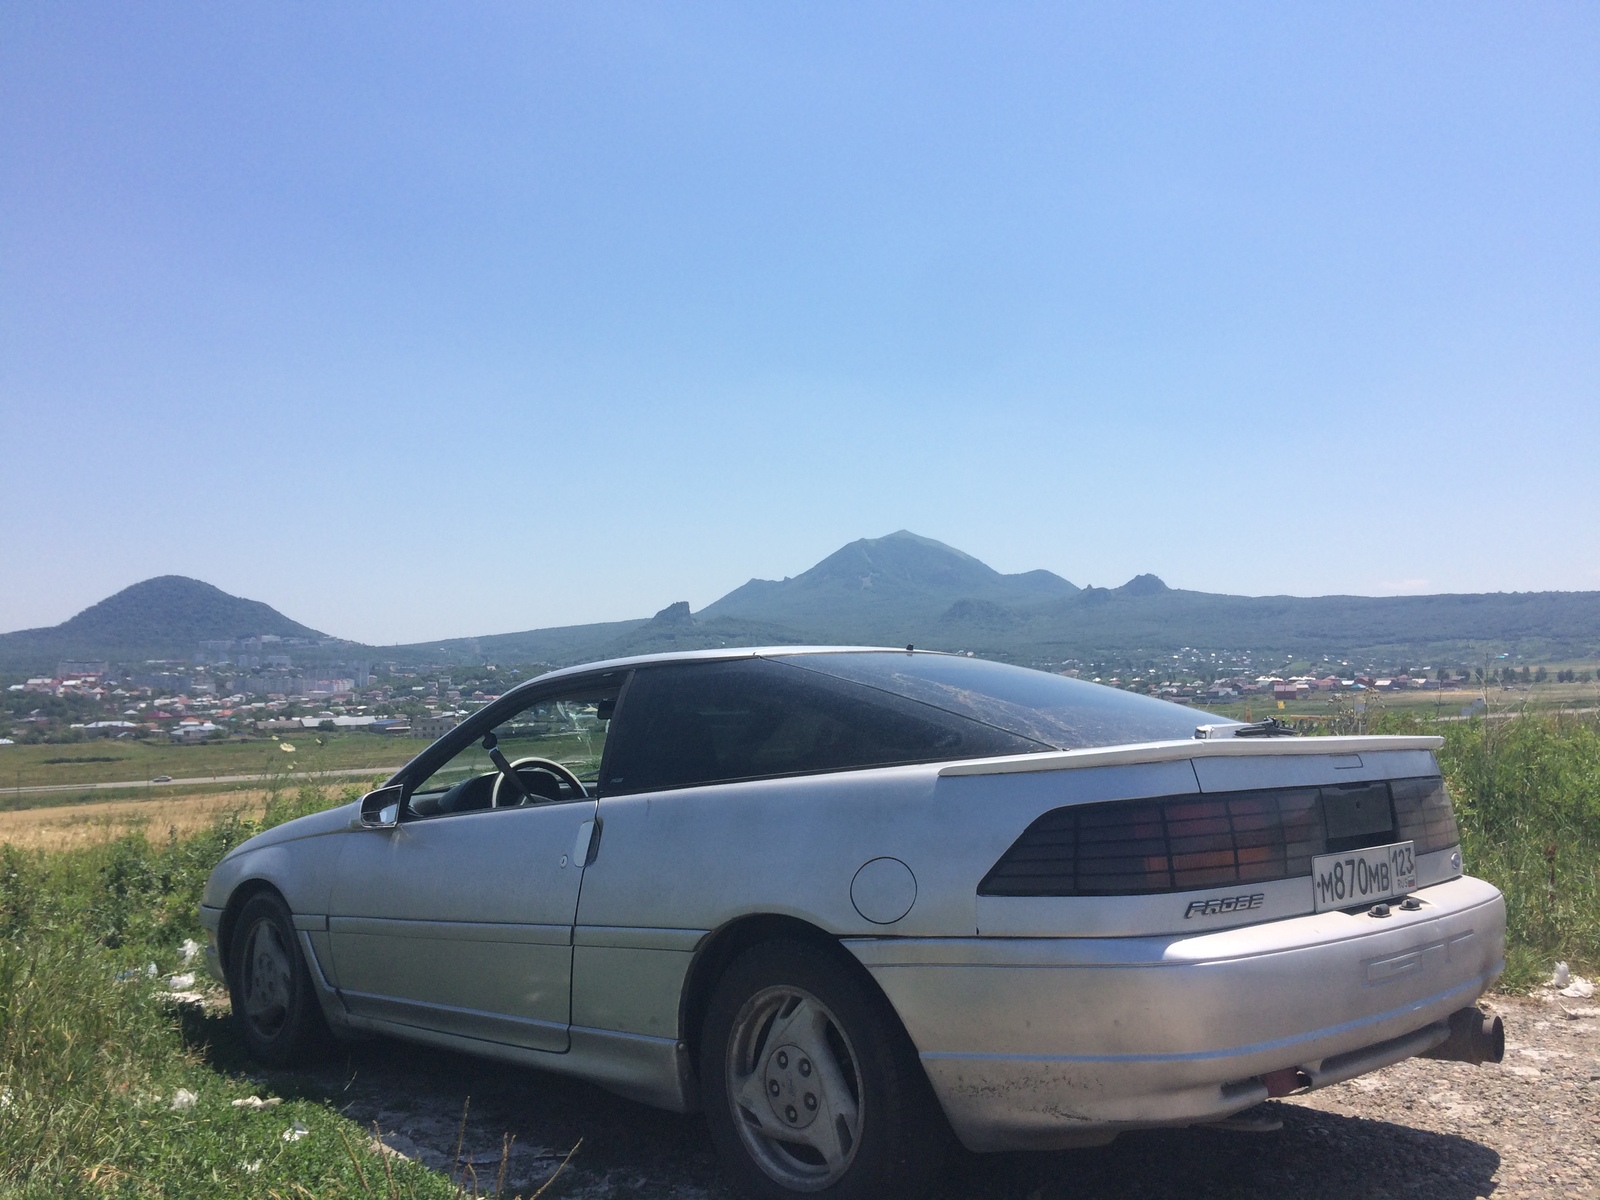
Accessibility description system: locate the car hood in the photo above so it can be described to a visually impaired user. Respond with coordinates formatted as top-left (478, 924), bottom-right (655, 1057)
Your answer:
top-left (224, 801), bottom-right (357, 859)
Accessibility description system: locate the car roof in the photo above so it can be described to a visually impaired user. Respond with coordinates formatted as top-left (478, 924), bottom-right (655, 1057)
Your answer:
top-left (516, 646), bottom-right (943, 692)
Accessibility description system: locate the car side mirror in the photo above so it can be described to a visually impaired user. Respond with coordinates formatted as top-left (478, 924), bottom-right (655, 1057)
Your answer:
top-left (359, 784), bottom-right (404, 829)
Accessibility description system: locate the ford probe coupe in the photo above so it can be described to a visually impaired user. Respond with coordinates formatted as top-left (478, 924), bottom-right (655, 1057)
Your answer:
top-left (201, 648), bottom-right (1505, 1199)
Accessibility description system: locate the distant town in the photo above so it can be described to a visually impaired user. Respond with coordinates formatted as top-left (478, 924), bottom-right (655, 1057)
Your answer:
top-left (0, 632), bottom-right (543, 746)
top-left (2, 633), bottom-right (1590, 747)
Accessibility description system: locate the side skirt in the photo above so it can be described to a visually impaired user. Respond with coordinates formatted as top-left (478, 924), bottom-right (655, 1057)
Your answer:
top-left (336, 1012), bottom-right (699, 1113)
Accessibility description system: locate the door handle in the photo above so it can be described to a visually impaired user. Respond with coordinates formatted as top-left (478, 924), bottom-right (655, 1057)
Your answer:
top-left (572, 819), bottom-right (599, 868)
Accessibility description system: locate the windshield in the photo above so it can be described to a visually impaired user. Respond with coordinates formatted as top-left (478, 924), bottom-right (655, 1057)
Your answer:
top-left (776, 652), bottom-right (1219, 751)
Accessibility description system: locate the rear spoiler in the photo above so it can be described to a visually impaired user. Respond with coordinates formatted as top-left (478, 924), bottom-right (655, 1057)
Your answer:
top-left (937, 735), bottom-right (1444, 778)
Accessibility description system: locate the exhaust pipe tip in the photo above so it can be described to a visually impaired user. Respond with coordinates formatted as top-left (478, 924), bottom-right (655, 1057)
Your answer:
top-left (1422, 1007), bottom-right (1504, 1065)
top-left (1481, 1013), bottom-right (1505, 1064)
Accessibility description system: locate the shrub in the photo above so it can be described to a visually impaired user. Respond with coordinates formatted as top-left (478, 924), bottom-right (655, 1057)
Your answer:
top-left (1440, 712), bottom-right (1600, 989)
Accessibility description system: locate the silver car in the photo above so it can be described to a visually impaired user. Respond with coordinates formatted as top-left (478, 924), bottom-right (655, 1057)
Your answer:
top-left (201, 648), bottom-right (1506, 1198)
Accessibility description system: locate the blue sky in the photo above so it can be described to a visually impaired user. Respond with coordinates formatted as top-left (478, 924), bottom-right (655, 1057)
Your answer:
top-left (2, 2), bottom-right (1596, 644)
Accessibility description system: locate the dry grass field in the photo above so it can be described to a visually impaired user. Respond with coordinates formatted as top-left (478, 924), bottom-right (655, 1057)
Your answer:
top-left (0, 789), bottom-right (273, 850)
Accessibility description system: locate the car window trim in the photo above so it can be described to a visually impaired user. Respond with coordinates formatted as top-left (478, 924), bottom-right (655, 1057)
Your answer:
top-left (594, 667), bottom-right (640, 800)
top-left (395, 669), bottom-right (631, 810)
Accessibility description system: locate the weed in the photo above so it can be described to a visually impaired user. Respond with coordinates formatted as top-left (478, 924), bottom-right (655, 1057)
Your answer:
top-left (1440, 711), bottom-right (1600, 988)
top-left (0, 780), bottom-right (478, 1200)
top-left (1341, 707), bottom-right (1600, 987)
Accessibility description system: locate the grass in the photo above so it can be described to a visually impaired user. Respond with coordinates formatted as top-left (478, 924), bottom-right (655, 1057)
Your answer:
top-left (0, 735), bottom-right (427, 793)
top-left (0, 779), bottom-right (271, 816)
top-left (0, 790), bottom-right (278, 852)
top-left (1403, 707), bottom-right (1599, 990)
top-left (0, 779), bottom-right (569, 1199)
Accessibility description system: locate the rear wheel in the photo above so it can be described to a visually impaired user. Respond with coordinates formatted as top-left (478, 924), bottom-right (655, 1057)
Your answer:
top-left (699, 939), bottom-right (945, 1199)
top-left (226, 892), bottom-right (332, 1066)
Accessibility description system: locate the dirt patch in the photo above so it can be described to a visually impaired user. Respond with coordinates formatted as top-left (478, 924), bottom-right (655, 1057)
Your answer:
top-left (191, 993), bottom-right (1595, 1199)
top-left (1286, 993), bottom-right (1600, 1199)
top-left (0, 790), bottom-right (270, 850)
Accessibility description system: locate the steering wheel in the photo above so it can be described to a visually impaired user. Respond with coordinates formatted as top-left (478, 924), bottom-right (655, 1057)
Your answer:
top-left (490, 757), bottom-right (588, 808)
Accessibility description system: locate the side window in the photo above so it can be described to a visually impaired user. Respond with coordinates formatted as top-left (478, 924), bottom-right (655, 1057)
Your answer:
top-left (407, 683), bottom-right (619, 818)
top-left (602, 658), bottom-right (1039, 795)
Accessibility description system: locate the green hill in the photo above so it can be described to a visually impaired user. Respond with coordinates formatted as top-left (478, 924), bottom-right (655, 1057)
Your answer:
top-left (0, 577), bottom-right (326, 672)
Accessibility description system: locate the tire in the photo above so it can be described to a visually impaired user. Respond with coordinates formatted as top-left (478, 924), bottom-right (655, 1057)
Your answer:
top-left (699, 939), bottom-right (947, 1199)
top-left (226, 891), bottom-right (333, 1067)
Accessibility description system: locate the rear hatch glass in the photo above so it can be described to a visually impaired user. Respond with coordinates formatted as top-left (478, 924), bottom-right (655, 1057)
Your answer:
top-left (779, 652), bottom-right (1218, 750)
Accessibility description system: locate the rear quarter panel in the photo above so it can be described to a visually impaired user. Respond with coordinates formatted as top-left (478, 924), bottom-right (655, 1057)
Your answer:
top-left (572, 745), bottom-right (1466, 1045)
top-left (571, 759), bottom-right (1191, 1042)
top-left (577, 757), bottom-right (1204, 938)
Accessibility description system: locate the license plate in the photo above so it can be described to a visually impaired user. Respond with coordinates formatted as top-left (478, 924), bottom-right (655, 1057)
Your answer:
top-left (1311, 841), bottom-right (1417, 912)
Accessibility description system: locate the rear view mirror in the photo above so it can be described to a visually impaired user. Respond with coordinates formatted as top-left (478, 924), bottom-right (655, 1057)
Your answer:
top-left (359, 784), bottom-right (404, 829)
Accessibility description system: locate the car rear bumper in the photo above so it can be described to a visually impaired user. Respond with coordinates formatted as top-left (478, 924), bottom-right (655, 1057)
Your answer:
top-left (845, 874), bottom-right (1504, 1151)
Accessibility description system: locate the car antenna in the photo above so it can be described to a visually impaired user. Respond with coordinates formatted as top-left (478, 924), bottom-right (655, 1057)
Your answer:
top-left (906, 644), bottom-right (914, 654)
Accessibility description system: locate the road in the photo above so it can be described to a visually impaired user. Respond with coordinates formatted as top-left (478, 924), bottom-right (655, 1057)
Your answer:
top-left (1435, 704), bottom-right (1597, 722)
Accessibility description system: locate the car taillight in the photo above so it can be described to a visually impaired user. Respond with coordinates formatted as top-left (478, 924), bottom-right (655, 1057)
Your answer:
top-left (978, 776), bottom-right (1460, 898)
top-left (1391, 776), bottom-right (1460, 854)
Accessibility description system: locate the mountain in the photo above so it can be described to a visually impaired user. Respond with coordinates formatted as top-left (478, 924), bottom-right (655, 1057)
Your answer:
top-left (699, 530), bottom-right (1078, 642)
top-left (0, 576), bottom-right (326, 671)
top-left (7, 537), bottom-right (1600, 675)
top-left (683, 533), bottom-right (1600, 664)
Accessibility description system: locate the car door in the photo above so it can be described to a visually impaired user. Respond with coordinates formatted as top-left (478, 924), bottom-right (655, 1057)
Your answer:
top-left (327, 678), bottom-right (619, 1052)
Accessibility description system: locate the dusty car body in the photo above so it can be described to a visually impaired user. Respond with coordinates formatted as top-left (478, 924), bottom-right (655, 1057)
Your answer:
top-left (201, 648), bottom-right (1505, 1197)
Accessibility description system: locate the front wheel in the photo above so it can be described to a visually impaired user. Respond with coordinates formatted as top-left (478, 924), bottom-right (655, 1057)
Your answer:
top-left (699, 939), bottom-right (945, 1199)
top-left (226, 892), bottom-right (332, 1067)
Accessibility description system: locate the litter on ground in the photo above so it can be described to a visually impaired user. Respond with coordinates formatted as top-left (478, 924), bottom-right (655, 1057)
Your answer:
top-left (231, 1095), bottom-right (282, 1110)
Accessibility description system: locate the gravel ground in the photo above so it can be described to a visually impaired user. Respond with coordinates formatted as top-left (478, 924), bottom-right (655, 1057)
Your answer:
top-left (237, 993), bottom-right (1598, 1200)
